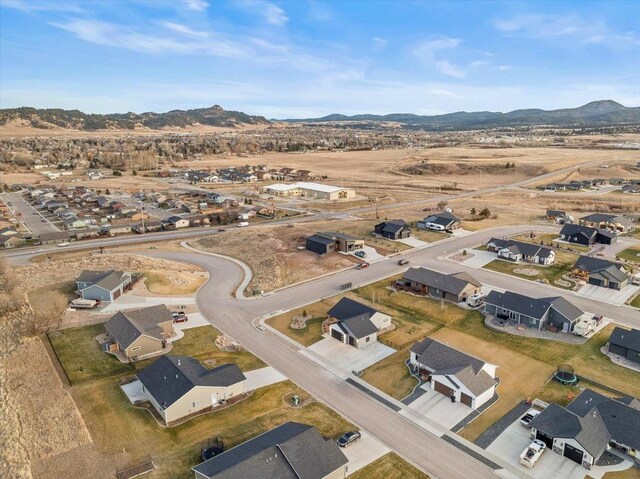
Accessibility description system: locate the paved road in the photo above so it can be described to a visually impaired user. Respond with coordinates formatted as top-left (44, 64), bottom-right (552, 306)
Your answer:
top-left (1, 192), bottom-right (59, 236)
top-left (149, 249), bottom-right (503, 479)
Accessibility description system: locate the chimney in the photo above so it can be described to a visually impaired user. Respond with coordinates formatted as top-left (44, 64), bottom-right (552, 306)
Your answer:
top-left (178, 359), bottom-right (181, 366)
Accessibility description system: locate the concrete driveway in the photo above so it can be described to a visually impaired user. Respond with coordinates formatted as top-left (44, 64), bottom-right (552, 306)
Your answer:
top-left (401, 385), bottom-right (471, 430)
top-left (340, 430), bottom-right (390, 475)
top-left (307, 335), bottom-right (396, 372)
top-left (576, 284), bottom-right (640, 306)
top-left (486, 419), bottom-right (635, 479)
top-left (459, 250), bottom-right (497, 269)
top-left (342, 245), bottom-right (386, 262)
top-left (100, 295), bottom-right (195, 313)
top-left (244, 366), bottom-right (287, 390)
top-left (397, 237), bottom-right (430, 248)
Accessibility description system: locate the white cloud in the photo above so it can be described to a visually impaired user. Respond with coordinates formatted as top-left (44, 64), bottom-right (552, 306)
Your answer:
top-left (498, 65), bottom-right (512, 71)
top-left (236, 1), bottom-right (288, 26)
top-left (184, 0), bottom-right (209, 12)
top-left (51, 19), bottom-right (246, 57)
top-left (495, 14), bottom-right (639, 47)
top-left (372, 36), bottom-right (388, 51)
top-left (159, 21), bottom-right (208, 38)
top-left (0, 0), bottom-right (81, 13)
top-left (413, 36), bottom-right (468, 77)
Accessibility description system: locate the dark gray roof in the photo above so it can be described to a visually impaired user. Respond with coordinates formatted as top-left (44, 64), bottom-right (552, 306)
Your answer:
top-left (137, 356), bottom-right (245, 409)
top-left (486, 290), bottom-right (584, 321)
top-left (530, 389), bottom-right (640, 459)
top-left (39, 231), bottom-right (72, 241)
top-left (167, 215), bottom-right (185, 223)
top-left (581, 213), bottom-right (631, 225)
top-left (560, 223), bottom-right (598, 240)
top-left (105, 304), bottom-right (173, 349)
top-left (403, 267), bottom-right (481, 295)
top-left (192, 421), bottom-right (348, 479)
top-left (76, 270), bottom-right (129, 291)
top-left (340, 315), bottom-right (379, 339)
top-left (609, 326), bottom-right (640, 352)
top-left (306, 234), bottom-right (336, 246)
top-left (546, 210), bottom-right (566, 217)
top-left (573, 256), bottom-right (628, 283)
top-left (424, 211), bottom-right (460, 226)
top-left (410, 338), bottom-right (496, 396)
top-left (488, 239), bottom-right (554, 258)
top-left (327, 297), bottom-right (377, 321)
top-left (376, 219), bottom-right (410, 234)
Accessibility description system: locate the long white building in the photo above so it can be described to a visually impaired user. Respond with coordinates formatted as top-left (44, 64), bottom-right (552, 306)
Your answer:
top-left (263, 182), bottom-right (355, 200)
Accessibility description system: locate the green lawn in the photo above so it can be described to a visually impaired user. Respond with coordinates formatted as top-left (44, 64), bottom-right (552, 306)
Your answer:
top-left (631, 294), bottom-right (640, 309)
top-left (350, 453), bottom-right (429, 479)
top-left (483, 250), bottom-right (579, 289)
top-left (48, 324), bottom-right (134, 384)
top-left (72, 379), bottom-right (353, 479)
top-left (616, 246), bottom-right (640, 264)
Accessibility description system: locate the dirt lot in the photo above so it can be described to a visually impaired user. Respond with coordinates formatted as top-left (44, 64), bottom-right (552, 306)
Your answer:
top-left (192, 219), bottom-right (402, 293)
top-left (141, 270), bottom-right (208, 296)
top-left (350, 452), bottom-right (428, 479)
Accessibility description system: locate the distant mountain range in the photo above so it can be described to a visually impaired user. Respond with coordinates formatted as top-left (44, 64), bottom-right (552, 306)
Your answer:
top-left (285, 100), bottom-right (640, 130)
top-left (0, 105), bottom-right (270, 131)
top-left (1, 100), bottom-right (638, 132)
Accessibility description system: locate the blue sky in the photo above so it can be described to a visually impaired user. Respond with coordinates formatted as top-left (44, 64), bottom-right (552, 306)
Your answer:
top-left (1, 0), bottom-right (639, 117)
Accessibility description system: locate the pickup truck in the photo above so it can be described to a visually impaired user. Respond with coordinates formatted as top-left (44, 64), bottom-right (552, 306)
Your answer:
top-left (519, 409), bottom-right (541, 427)
top-left (519, 440), bottom-right (546, 468)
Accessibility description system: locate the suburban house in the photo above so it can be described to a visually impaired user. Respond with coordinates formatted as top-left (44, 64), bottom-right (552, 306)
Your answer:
top-left (104, 305), bottom-right (175, 361)
top-left (559, 223), bottom-right (617, 246)
top-left (486, 238), bottom-right (555, 265)
top-left (608, 327), bottom-right (640, 365)
top-left (1, 233), bottom-right (26, 248)
top-left (306, 232), bottom-right (364, 255)
top-left (75, 269), bottom-right (133, 301)
top-left (418, 211), bottom-right (461, 231)
top-left (529, 389), bottom-right (640, 469)
top-left (192, 422), bottom-right (348, 479)
top-left (621, 184), bottom-right (640, 194)
top-left (484, 290), bottom-right (585, 332)
top-left (579, 213), bottom-right (634, 233)
top-left (409, 338), bottom-right (498, 409)
top-left (326, 297), bottom-right (391, 349)
top-left (374, 219), bottom-right (411, 239)
top-left (136, 355), bottom-right (246, 424)
top-left (573, 256), bottom-right (630, 290)
top-left (399, 267), bottom-right (482, 303)
top-left (166, 215), bottom-right (190, 229)
top-left (38, 230), bottom-right (72, 245)
top-left (546, 210), bottom-right (570, 223)
top-left (263, 182), bottom-right (355, 201)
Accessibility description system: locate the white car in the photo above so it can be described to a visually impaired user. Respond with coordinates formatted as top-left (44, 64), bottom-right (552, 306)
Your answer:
top-left (519, 440), bottom-right (546, 468)
top-left (237, 221), bottom-right (249, 227)
top-left (57, 242), bottom-right (70, 247)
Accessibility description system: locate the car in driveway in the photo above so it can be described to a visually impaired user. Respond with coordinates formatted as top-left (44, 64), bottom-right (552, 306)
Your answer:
top-left (519, 409), bottom-right (540, 427)
top-left (337, 431), bottom-right (361, 447)
top-left (519, 439), bottom-right (546, 468)
top-left (354, 250), bottom-right (367, 258)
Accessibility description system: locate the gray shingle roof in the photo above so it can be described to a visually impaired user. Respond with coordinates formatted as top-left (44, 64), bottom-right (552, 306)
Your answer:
top-left (376, 219), bottom-right (410, 234)
top-left (488, 238), bottom-right (553, 258)
top-left (306, 234), bottom-right (336, 246)
top-left (560, 223), bottom-right (598, 240)
top-left (137, 356), bottom-right (245, 409)
top-left (192, 421), bottom-right (348, 479)
top-left (76, 269), bottom-right (129, 291)
top-left (318, 231), bottom-right (360, 241)
top-left (327, 297), bottom-right (377, 321)
top-left (105, 304), bottom-right (173, 349)
top-left (609, 326), bottom-right (640, 352)
top-left (581, 213), bottom-right (632, 225)
top-left (573, 256), bottom-right (629, 283)
top-left (486, 290), bottom-right (583, 321)
top-left (530, 389), bottom-right (640, 459)
top-left (403, 267), bottom-right (481, 295)
top-left (340, 315), bottom-right (379, 339)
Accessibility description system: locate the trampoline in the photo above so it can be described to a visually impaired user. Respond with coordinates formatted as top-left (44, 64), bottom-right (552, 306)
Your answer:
top-left (554, 365), bottom-right (578, 385)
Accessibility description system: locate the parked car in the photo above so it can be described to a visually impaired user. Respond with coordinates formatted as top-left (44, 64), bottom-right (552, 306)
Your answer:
top-left (397, 259), bottom-right (409, 265)
top-left (519, 440), bottom-right (546, 468)
top-left (337, 431), bottom-right (361, 447)
top-left (356, 262), bottom-right (369, 269)
top-left (173, 315), bottom-right (188, 323)
top-left (57, 242), bottom-right (70, 247)
top-left (519, 409), bottom-right (541, 427)
top-left (237, 222), bottom-right (249, 227)
top-left (354, 250), bottom-right (367, 258)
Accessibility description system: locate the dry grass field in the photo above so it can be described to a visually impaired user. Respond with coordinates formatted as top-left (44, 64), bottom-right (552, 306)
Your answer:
top-left (350, 452), bottom-right (429, 479)
top-left (142, 270), bottom-right (208, 295)
top-left (192, 218), bottom-right (409, 293)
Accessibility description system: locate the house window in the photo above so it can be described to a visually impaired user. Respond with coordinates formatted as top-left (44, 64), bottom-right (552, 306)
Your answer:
top-left (192, 401), bottom-right (198, 408)
top-left (131, 346), bottom-right (141, 352)
top-left (366, 337), bottom-right (370, 342)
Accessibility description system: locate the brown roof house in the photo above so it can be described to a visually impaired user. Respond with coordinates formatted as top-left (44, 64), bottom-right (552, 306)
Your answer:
top-left (135, 355), bottom-right (246, 424)
top-left (104, 305), bottom-right (175, 362)
top-left (399, 267), bottom-right (482, 304)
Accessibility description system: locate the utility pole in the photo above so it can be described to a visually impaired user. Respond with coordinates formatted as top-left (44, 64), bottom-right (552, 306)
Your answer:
top-left (140, 199), bottom-right (146, 234)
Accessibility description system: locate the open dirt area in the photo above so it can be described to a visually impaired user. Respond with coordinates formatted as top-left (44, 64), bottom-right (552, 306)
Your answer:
top-left (140, 270), bottom-right (208, 296)
top-left (191, 219), bottom-right (400, 293)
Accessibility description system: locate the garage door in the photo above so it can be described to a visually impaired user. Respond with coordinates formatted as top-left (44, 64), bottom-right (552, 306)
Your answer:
top-left (331, 328), bottom-right (344, 342)
top-left (563, 444), bottom-right (584, 465)
top-left (433, 380), bottom-right (454, 398)
top-left (535, 431), bottom-right (554, 449)
top-left (348, 336), bottom-right (357, 347)
top-left (113, 289), bottom-right (121, 300)
top-left (460, 392), bottom-right (473, 407)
